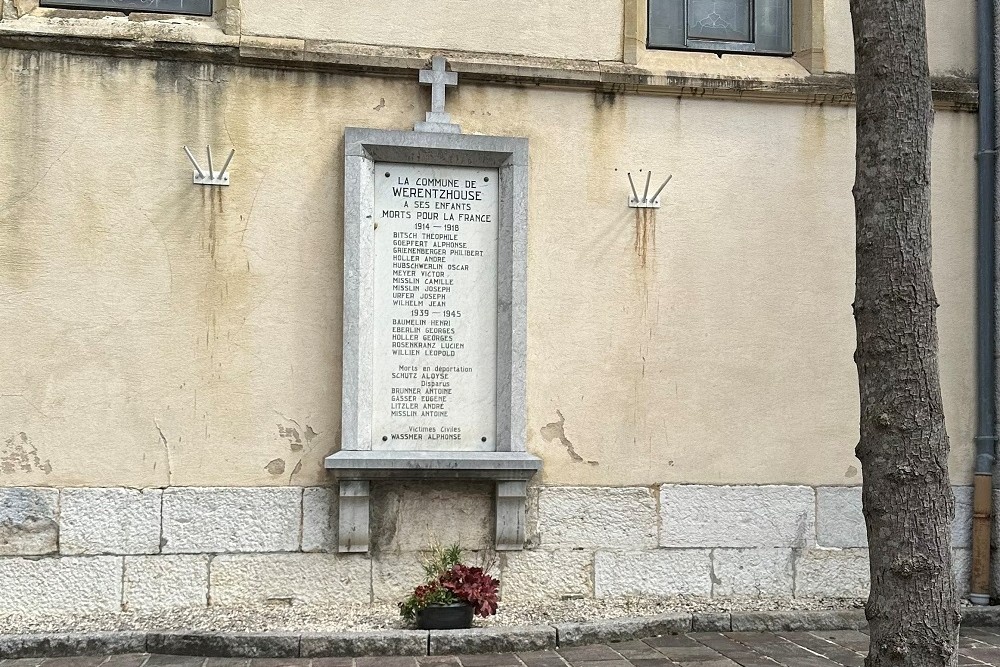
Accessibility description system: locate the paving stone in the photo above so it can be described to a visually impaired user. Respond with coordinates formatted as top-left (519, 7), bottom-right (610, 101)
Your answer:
top-left (300, 631), bottom-right (427, 657)
top-left (594, 550), bottom-right (710, 597)
top-left (816, 486), bottom-right (972, 548)
top-left (650, 644), bottom-right (727, 662)
top-left (101, 656), bottom-right (152, 667)
top-left (953, 486), bottom-right (974, 549)
top-left (726, 631), bottom-right (842, 666)
top-left (606, 640), bottom-right (661, 660)
top-left (429, 627), bottom-right (555, 655)
top-left (659, 485), bottom-right (814, 548)
top-left (0, 488), bottom-right (59, 556)
top-left (643, 635), bottom-right (701, 648)
top-left (0, 556), bottom-right (122, 614)
top-left (11, 627), bottom-right (1000, 667)
top-left (777, 632), bottom-right (864, 667)
top-left (0, 631), bottom-right (143, 658)
top-left (143, 657), bottom-right (206, 667)
top-left (371, 554), bottom-right (430, 603)
top-left (161, 488), bottom-right (302, 554)
top-left (711, 548), bottom-right (793, 597)
top-left (210, 554), bottom-right (371, 607)
top-left (964, 607), bottom-right (1000, 627)
top-left (146, 634), bottom-right (298, 658)
top-left (730, 610), bottom-right (866, 632)
top-left (555, 614), bottom-right (692, 647)
top-left (692, 613), bottom-right (731, 632)
top-left (514, 650), bottom-right (567, 667)
top-left (500, 549), bottom-right (592, 601)
top-left (301, 487), bottom-right (336, 553)
top-left (60, 488), bottom-right (161, 556)
top-left (955, 548), bottom-right (973, 598)
top-left (203, 660), bottom-right (248, 667)
top-left (793, 550), bottom-right (870, 598)
top-left (810, 630), bottom-right (870, 653)
top-left (537, 487), bottom-right (657, 549)
top-left (124, 555), bottom-right (209, 612)
top-left (453, 655), bottom-right (521, 666)
top-left (39, 658), bottom-right (110, 667)
top-left (689, 632), bottom-right (786, 667)
top-left (815, 487), bottom-right (865, 548)
top-left (557, 645), bottom-right (622, 662)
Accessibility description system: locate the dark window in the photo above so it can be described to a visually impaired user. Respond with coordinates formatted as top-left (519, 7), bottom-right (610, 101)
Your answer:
top-left (39, 0), bottom-right (211, 15)
top-left (648, 0), bottom-right (791, 55)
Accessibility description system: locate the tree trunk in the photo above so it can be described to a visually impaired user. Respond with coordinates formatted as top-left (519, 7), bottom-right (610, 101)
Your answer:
top-left (850, 0), bottom-right (960, 665)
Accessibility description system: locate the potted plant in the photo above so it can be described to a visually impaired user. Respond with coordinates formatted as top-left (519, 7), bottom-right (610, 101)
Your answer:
top-left (399, 545), bottom-right (500, 630)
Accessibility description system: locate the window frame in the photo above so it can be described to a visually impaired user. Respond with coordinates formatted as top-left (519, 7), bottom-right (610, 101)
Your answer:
top-left (647, 0), bottom-right (792, 57)
top-left (38, 0), bottom-right (212, 16)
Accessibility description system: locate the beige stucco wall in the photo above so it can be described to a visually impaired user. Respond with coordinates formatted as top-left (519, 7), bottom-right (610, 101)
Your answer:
top-left (234, 0), bottom-right (976, 78)
top-left (0, 48), bottom-right (977, 489)
top-left (238, 0), bottom-right (625, 62)
top-left (822, 0), bottom-right (976, 75)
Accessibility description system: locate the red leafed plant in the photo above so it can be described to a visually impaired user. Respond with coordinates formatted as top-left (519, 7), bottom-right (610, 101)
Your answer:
top-left (440, 563), bottom-right (500, 617)
top-left (399, 545), bottom-right (500, 621)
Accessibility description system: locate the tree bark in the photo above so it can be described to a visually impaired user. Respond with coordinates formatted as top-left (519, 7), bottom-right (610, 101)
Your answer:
top-left (850, 0), bottom-right (960, 665)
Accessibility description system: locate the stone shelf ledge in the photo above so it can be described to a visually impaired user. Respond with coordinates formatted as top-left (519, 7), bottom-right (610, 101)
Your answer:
top-left (324, 450), bottom-right (541, 481)
top-left (325, 451), bottom-right (541, 554)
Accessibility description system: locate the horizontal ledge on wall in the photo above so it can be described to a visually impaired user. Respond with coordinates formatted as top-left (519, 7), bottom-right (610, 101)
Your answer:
top-left (325, 450), bottom-right (542, 481)
top-left (0, 20), bottom-right (978, 111)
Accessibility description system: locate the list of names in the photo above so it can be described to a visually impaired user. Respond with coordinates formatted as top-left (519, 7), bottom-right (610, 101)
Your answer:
top-left (371, 162), bottom-right (499, 452)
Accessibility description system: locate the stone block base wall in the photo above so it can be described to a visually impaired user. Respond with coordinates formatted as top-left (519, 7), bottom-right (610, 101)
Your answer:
top-left (0, 484), bottom-right (991, 615)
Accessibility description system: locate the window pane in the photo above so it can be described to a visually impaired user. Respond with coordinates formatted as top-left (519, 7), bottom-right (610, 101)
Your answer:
top-left (687, 0), bottom-right (751, 42)
top-left (40, 0), bottom-right (212, 15)
top-left (754, 0), bottom-right (792, 53)
top-left (648, 0), bottom-right (686, 48)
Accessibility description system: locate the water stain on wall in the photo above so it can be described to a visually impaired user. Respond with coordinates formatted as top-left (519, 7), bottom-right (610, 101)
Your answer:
top-left (634, 207), bottom-right (656, 268)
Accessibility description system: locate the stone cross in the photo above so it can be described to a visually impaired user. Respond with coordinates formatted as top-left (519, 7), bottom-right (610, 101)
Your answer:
top-left (416, 56), bottom-right (460, 134)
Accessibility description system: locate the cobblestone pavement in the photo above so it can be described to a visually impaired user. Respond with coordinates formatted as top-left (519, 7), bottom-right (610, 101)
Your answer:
top-left (7, 628), bottom-right (1000, 667)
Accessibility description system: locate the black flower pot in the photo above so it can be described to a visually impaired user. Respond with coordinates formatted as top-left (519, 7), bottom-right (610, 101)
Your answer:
top-left (416, 603), bottom-right (474, 630)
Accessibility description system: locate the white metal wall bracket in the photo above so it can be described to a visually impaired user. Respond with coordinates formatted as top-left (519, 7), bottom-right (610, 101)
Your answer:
top-left (184, 145), bottom-right (235, 186)
top-left (628, 171), bottom-right (671, 208)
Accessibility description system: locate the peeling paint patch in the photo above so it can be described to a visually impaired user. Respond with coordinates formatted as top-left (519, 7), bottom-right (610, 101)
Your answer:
top-left (540, 411), bottom-right (598, 466)
top-left (265, 458), bottom-right (286, 475)
top-left (1, 433), bottom-right (52, 475)
top-left (278, 425), bottom-right (302, 451)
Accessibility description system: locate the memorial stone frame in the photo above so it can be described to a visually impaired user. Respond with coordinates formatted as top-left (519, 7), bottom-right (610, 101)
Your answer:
top-left (326, 125), bottom-right (540, 553)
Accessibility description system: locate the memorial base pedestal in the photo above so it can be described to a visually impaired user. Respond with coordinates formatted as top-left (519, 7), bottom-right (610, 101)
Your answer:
top-left (324, 451), bottom-right (541, 553)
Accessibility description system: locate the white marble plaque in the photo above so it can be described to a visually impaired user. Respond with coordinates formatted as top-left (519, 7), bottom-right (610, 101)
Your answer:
top-left (371, 162), bottom-right (499, 452)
